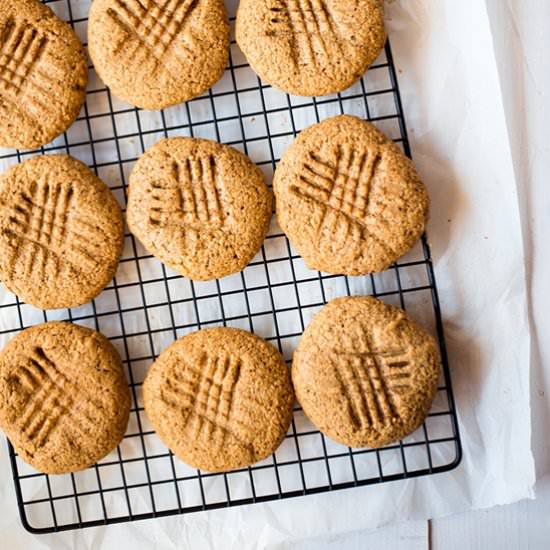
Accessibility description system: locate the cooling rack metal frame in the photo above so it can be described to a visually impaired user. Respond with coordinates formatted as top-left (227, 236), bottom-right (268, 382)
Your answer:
top-left (0, 0), bottom-right (462, 534)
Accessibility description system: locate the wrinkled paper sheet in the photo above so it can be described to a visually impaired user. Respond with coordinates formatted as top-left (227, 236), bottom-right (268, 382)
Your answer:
top-left (487, 0), bottom-right (550, 497)
top-left (0, 0), bottom-right (534, 547)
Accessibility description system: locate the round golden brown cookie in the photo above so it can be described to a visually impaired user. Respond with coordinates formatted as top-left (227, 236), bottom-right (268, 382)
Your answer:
top-left (143, 327), bottom-right (294, 472)
top-left (127, 137), bottom-right (272, 281)
top-left (0, 155), bottom-right (124, 310)
top-left (273, 115), bottom-right (429, 275)
top-left (292, 296), bottom-right (441, 448)
top-left (236, 0), bottom-right (386, 97)
top-left (88, 0), bottom-right (229, 109)
top-left (0, 322), bottom-right (130, 474)
top-left (0, 0), bottom-right (88, 149)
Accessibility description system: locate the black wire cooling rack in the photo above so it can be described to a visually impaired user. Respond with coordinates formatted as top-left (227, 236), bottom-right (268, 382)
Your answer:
top-left (0, 0), bottom-right (462, 534)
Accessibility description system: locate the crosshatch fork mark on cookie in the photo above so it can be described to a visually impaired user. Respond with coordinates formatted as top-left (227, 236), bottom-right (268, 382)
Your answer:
top-left (331, 340), bottom-right (412, 430)
top-left (290, 145), bottom-right (391, 253)
top-left (160, 353), bottom-right (254, 452)
top-left (8, 347), bottom-right (104, 452)
top-left (1, 178), bottom-right (105, 281)
top-left (294, 146), bottom-right (382, 218)
top-left (0, 17), bottom-right (61, 119)
top-left (107, 0), bottom-right (201, 66)
top-left (268, 0), bottom-right (344, 69)
top-left (149, 155), bottom-right (225, 230)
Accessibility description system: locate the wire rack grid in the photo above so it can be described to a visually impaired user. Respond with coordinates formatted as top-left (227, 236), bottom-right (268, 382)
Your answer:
top-left (0, 0), bottom-right (462, 534)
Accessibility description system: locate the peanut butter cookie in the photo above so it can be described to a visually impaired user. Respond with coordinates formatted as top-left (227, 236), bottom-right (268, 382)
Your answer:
top-left (88, 0), bottom-right (230, 109)
top-left (236, 0), bottom-right (386, 96)
top-left (273, 115), bottom-right (429, 275)
top-left (143, 327), bottom-right (294, 472)
top-left (0, 155), bottom-right (124, 310)
top-left (292, 296), bottom-right (441, 448)
top-left (0, 0), bottom-right (88, 149)
top-left (0, 322), bottom-right (130, 474)
top-left (127, 137), bottom-right (272, 281)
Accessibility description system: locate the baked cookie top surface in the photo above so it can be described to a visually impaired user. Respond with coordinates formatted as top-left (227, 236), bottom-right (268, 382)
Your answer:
top-left (292, 296), bottom-right (441, 448)
top-left (0, 322), bottom-right (130, 474)
top-left (127, 137), bottom-right (272, 281)
top-left (88, 0), bottom-right (229, 109)
top-left (236, 0), bottom-right (386, 96)
top-left (0, 0), bottom-right (88, 149)
top-left (273, 115), bottom-right (429, 275)
top-left (143, 327), bottom-right (294, 472)
top-left (0, 155), bottom-right (124, 310)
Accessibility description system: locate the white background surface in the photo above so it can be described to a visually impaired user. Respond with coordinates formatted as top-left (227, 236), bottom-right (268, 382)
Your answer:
top-left (0, 0), bottom-right (546, 547)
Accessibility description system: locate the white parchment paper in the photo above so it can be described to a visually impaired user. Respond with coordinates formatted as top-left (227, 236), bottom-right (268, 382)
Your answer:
top-left (486, 0), bottom-right (550, 488)
top-left (0, 0), bottom-right (535, 547)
